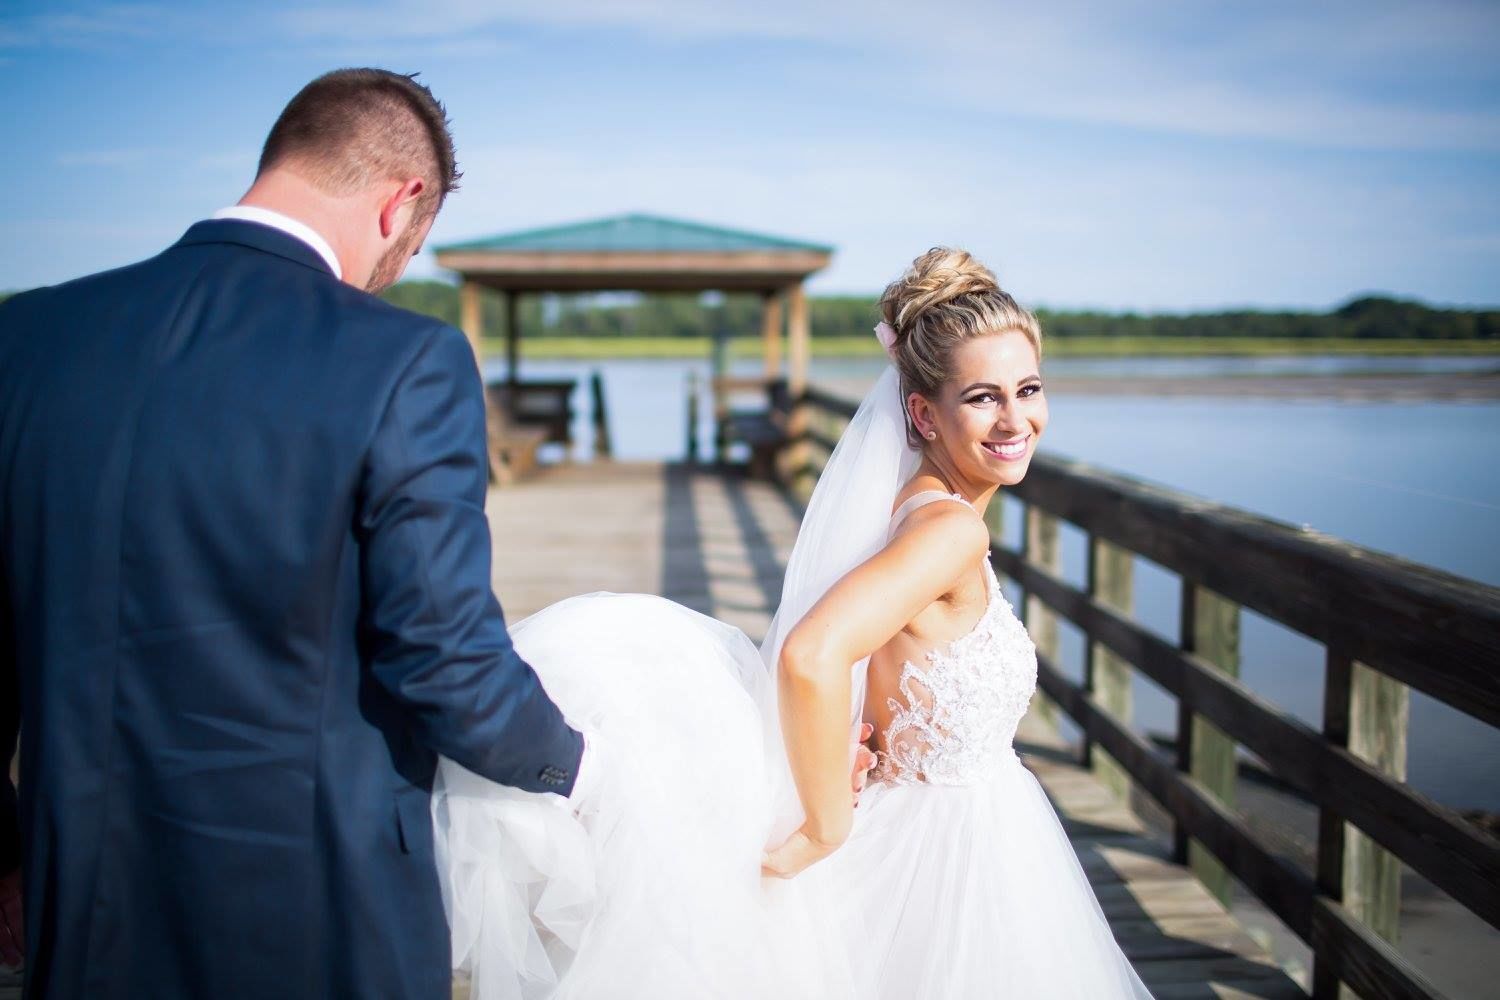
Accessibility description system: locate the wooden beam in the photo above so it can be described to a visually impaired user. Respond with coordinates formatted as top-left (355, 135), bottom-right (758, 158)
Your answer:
top-left (1182, 581), bottom-right (1241, 906)
top-left (1022, 505), bottom-right (1061, 727)
top-left (760, 289), bottom-right (784, 380)
top-left (1087, 536), bottom-right (1134, 800)
top-left (786, 283), bottom-right (809, 396)
top-left (1344, 661), bottom-right (1409, 941)
top-left (785, 283), bottom-right (812, 500)
top-left (504, 291), bottom-right (520, 384)
top-left (435, 248), bottom-right (832, 280)
top-left (711, 321), bottom-right (730, 465)
top-left (459, 280), bottom-right (483, 370)
top-left (1315, 652), bottom-right (1353, 1000)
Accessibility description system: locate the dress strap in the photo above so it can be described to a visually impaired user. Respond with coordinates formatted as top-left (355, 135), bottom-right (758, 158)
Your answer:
top-left (888, 490), bottom-right (974, 537)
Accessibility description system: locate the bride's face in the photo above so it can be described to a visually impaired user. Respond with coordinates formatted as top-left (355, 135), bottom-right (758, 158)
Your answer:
top-left (914, 329), bottom-right (1046, 487)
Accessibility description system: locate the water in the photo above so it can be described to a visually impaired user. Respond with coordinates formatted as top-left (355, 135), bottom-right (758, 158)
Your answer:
top-left (486, 353), bottom-right (1500, 811)
top-left (1026, 397), bottom-right (1500, 813)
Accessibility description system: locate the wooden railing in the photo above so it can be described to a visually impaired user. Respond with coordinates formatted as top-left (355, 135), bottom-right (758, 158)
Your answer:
top-left (792, 387), bottom-right (1500, 1000)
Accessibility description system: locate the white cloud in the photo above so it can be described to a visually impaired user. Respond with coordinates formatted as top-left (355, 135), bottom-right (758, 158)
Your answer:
top-left (271, 0), bottom-right (1500, 152)
top-left (414, 131), bottom-right (1499, 309)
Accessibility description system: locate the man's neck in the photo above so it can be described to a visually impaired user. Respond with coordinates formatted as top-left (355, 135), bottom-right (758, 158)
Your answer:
top-left (233, 171), bottom-right (362, 285)
top-left (213, 205), bottom-right (343, 280)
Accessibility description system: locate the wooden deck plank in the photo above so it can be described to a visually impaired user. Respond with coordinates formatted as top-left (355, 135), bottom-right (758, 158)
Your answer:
top-left (1017, 715), bottom-right (1303, 997)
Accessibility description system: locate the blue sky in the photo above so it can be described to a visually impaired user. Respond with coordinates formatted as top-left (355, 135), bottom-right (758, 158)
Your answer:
top-left (2, 0), bottom-right (1497, 310)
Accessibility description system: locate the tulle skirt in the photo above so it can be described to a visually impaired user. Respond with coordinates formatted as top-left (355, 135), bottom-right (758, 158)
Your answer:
top-left (431, 593), bottom-right (1150, 999)
top-left (431, 593), bottom-right (851, 1000)
top-left (802, 749), bottom-right (1154, 998)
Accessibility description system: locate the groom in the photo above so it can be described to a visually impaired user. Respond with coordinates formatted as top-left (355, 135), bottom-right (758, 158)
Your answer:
top-left (0, 69), bottom-right (586, 998)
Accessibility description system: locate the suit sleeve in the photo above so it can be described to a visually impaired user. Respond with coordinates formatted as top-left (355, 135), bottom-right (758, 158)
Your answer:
top-left (356, 324), bottom-right (583, 795)
top-left (1, 563), bottom-right (18, 873)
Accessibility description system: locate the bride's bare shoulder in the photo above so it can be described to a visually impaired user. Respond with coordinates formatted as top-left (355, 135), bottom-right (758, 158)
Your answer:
top-left (887, 499), bottom-right (989, 574)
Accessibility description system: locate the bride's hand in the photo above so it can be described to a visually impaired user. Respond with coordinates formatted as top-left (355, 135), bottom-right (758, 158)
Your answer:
top-left (851, 722), bottom-right (877, 804)
top-left (761, 827), bottom-right (842, 879)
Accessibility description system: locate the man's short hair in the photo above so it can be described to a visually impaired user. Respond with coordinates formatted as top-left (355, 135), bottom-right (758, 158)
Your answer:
top-left (258, 68), bottom-right (460, 213)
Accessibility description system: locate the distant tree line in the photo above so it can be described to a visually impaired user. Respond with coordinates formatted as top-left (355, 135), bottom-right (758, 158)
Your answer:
top-left (2, 283), bottom-right (1492, 339)
top-left (380, 282), bottom-right (1499, 340)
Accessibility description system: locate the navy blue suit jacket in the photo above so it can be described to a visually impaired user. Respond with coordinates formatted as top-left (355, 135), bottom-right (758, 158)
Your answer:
top-left (0, 220), bottom-right (583, 998)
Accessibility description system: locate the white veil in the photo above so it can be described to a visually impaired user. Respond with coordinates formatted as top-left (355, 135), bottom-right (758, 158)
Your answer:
top-left (757, 364), bottom-right (921, 844)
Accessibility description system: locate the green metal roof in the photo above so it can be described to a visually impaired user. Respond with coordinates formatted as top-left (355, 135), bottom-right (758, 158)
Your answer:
top-left (435, 213), bottom-right (834, 255)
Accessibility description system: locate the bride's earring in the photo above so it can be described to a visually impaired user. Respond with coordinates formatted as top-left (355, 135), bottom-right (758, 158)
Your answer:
top-left (924, 430), bottom-right (937, 441)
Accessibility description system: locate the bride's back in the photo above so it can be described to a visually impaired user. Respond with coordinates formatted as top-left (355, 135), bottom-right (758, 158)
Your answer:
top-left (863, 489), bottom-right (994, 765)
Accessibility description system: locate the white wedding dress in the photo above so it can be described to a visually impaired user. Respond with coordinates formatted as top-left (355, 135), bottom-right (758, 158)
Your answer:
top-left (793, 490), bottom-right (1152, 998)
top-left (431, 368), bottom-right (1153, 999)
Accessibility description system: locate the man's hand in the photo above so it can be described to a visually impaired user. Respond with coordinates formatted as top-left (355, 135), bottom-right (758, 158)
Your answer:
top-left (563, 730), bottom-right (602, 819)
top-left (851, 722), bottom-right (877, 804)
top-left (0, 867), bottom-right (21, 969)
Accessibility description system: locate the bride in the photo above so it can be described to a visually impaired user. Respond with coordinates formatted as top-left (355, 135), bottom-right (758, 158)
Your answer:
top-left (432, 248), bottom-right (1154, 999)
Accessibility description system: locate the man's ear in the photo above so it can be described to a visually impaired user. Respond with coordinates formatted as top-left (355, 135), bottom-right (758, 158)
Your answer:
top-left (378, 177), bottom-right (427, 239)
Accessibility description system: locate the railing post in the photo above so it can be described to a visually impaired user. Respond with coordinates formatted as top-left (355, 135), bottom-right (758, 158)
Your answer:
top-left (1346, 661), bottom-right (1409, 943)
top-left (685, 371), bottom-right (700, 464)
top-left (1172, 584), bottom-right (1196, 866)
top-left (590, 370), bottom-right (611, 461)
top-left (1021, 506), bottom-right (1061, 727)
top-left (1313, 650), bottom-right (1352, 1000)
top-left (459, 280), bottom-right (484, 371)
top-left (1179, 580), bottom-right (1241, 905)
top-left (784, 283), bottom-right (813, 501)
top-left (711, 327), bottom-right (729, 465)
top-left (1086, 536), bottom-right (1133, 798)
top-left (789, 394), bottom-right (814, 503)
top-left (1313, 651), bottom-right (1408, 1000)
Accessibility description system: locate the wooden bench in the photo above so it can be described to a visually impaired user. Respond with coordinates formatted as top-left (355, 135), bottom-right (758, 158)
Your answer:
top-left (711, 376), bottom-right (790, 481)
top-left (485, 386), bottom-right (548, 486)
top-left (723, 409), bottom-right (786, 481)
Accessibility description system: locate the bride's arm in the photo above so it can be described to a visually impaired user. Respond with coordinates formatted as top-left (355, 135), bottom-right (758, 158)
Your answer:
top-left (763, 505), bottom-right (990, 877)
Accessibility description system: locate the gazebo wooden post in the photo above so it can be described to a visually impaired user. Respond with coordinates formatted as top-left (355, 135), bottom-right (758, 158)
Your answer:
top-left (760, 289), bottom-right (784, 381)
top-left (711, 300), bottom-right (731, 464)
top-left (785, 282), bottom-right (812, 499)
top-left (459, 280), bottom-right (484, 371)
top-left (504, 291), bottom-right (520, 385)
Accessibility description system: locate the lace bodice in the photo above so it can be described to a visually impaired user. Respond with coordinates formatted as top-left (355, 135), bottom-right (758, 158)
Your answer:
top-left (871, 494), bottom-right (1038, 787)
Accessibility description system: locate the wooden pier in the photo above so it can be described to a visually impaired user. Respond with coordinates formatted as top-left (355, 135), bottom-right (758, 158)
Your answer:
top-left (436, 211), bottom-right (1500, 995)
top-left (472, 460), bottom-right (1307, 999)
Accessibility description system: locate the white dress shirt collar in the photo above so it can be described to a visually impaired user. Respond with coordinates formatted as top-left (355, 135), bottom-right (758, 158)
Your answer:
top-left (211, 206), bottom-right (343, 280)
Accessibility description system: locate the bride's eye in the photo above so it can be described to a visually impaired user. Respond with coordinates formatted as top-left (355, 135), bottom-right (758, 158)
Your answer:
top-left (965, 392), bottom-right (997, 405)
top-left (1019, 383), bottom-right (1043, 397)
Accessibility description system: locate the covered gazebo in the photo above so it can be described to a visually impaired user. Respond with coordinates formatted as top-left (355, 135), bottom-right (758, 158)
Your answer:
top-left (434, 213), bottom-right (833, 476)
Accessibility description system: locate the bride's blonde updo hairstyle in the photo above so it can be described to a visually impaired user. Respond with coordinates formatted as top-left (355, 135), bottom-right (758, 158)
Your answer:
top-left (880, 248), bottom-right (1042, 443)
